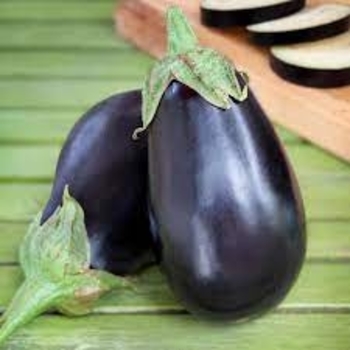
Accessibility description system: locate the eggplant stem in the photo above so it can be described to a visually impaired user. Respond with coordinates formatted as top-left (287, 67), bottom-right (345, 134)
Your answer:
top-left (137, 6), bottom-right (249, 134)
top-left (0, 190), bottom-right (124, 346)
top-left (167, 6), bottom-right (198, 56)
top-left (0, 280), bottom-right (64, 346)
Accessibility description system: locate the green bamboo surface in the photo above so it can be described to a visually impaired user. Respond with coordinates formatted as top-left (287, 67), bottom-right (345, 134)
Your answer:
top-left (0, 0), bottom-right (349, 349)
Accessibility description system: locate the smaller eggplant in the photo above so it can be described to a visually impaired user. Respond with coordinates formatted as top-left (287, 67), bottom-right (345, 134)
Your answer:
top-left (0, 90), bottom-right (155, 345)
top-left (42, 90), bottom-right (154, 275)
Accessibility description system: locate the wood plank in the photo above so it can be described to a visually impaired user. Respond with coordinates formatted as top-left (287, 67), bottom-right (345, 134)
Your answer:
top-left (0, 263), bottom-right (350, 311)
top-left (0, 51), bottom-right (153, 78)
top-left (287, 147), bottom-right (350, 175)
top-left (115, 0), bottom-right (350, 162)
top-left (300, 176), bottom-right (350, 220)
top-left (0, 174), bottom-right (348, 221)
top-left (0, 2), bottom-right (115, 21)
top-left (0, 184), bottom-right (50, 222)
top-left (308, 222), bottom-right (350, 260)
top-left (1, 313), bottom-right (350, 350)
top-left (0, 221), bottom-right (348, 264)
top-left (0, 139), bottom-right (348, 179)
top-left (0, 223), bottom-right (24, 263)
top-left (0, 146), bottom-right (59, 181)
top-left (0, 110), bottom-right (299, 145)
top-left (0, 144), bottom-right (349, 221)
top-left (0, 110), bottom-right (78, 145)
top-left (0, 23), bottom-right (129, 49)
top-left (0, 79), bottom-right (142, 108)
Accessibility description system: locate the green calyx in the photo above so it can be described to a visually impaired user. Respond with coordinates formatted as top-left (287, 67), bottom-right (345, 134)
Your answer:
top-left (0, 187), bottom-right (125, 346)
top-left (133, 6), bottom-right (249, 139)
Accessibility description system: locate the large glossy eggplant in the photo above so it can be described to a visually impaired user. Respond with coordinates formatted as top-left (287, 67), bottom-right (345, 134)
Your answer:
top-left (140, 7), bottom-right (306, 320)
top-left (42, 90), bottom-right (154, 275)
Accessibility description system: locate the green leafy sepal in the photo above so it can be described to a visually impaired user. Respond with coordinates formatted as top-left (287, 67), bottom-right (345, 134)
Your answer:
top-left (0, 187), bottom-right (124, 346)
top-left (133, 6), bottom-right (249, 139)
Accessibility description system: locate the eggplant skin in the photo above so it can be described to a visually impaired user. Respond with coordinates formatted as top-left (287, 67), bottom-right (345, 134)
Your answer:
top-left (270, 56), bottom-right (350, 88)
top-left (201, 0), bottom-right (305, 28)
top-left (148, 82), bottom-right (306, 319)
top-left (42, 90), bottom-right (154, 276)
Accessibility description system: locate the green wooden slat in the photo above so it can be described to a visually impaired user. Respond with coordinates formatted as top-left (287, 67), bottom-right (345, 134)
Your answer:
top-left (0, 221), bottom-right (348, 264)
top-left (0, 184), bottom-right (50, 222)
top-left (0, 142), bottom-right (349, 180)
top-left (1, 314), bottom-right (350, 350)
top-left (0, 110), bottom-right (300, 145)
top-left (288, 146), bottom-right (350, 175)
top-left (0, 80), bottom-right (142, 108)
top-left (0, 143), bottom-right (348, 219)
top-left (0, 146), bottom-right (59, 180)
top-left (0, 2), bottom-right (116, 21)
top-left (307, 222), bottom-right (350, 260)
top-left (300, 176), bottom-right (350, 220)
top-left (0, 178), bottom-right (348, 221)
top-left (0, 51), bottom-right (153, 78)
top-left (0, 223), bottom-right (24, 263)
top-left (0, 263), bottom-right (350, 311)
top-left (0, 23), bottom-right (129, 49)
top-left (0, 110), bottom-right (78, 144)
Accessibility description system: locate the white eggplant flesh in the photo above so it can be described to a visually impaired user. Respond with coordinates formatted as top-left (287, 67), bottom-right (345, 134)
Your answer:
top-left (201, 0), bottom-right (305, 27)
top-left (248, 4), bottom-right (350, 45)
top-left (270, 31), bottom-right (350, 87)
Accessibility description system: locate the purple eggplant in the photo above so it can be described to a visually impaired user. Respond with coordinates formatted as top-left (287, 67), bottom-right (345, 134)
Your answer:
top-left (42, 90), bottom-right (154, 275)
top-left (138, 7), bottom-right (306, 320)
top-left (149, 81), bottom-right (305, 319)
top-left (0, 90), bottom-right (155, 346)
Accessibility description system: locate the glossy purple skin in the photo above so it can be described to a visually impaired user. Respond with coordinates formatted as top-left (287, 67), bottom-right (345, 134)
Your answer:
top-left (42, 90), bottom-right (154, 275)
top-left (148, 82), bottom-right (306, 319)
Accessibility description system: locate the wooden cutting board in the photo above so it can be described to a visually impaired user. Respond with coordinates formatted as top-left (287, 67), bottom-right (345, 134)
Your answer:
top-left (115, 0), bottom-right (350, 162)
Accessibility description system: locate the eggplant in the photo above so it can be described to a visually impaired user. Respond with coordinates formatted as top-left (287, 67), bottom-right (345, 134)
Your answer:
top-left (0, 90), bottom-right (155, 345)
top-left (200, 0), bottom-right (305, 27)
top-left (42, 90), bottom-right (154, 275)
top-left (270, 31), bottom-right (350, 87)
top-left (139, 7), bottom-right (306, 320)
top-left (247, 4), bottom-right (350, 45)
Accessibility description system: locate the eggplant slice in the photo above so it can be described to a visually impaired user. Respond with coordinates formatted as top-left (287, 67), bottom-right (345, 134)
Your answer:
top-left (248, 4), bottom-right (350, 45)
top-left (270, 31), bottom-right (350, 87)
top-left (200, 0), bottom-right (305, 27)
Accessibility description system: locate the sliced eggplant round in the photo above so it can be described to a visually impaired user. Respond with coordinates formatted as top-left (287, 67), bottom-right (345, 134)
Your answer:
top-left (200, 0), bottom-right (305, 27)
top-left (270, 31), bottom-right (350, 87)
top-left (248, 4), bottom-right (350, 45)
